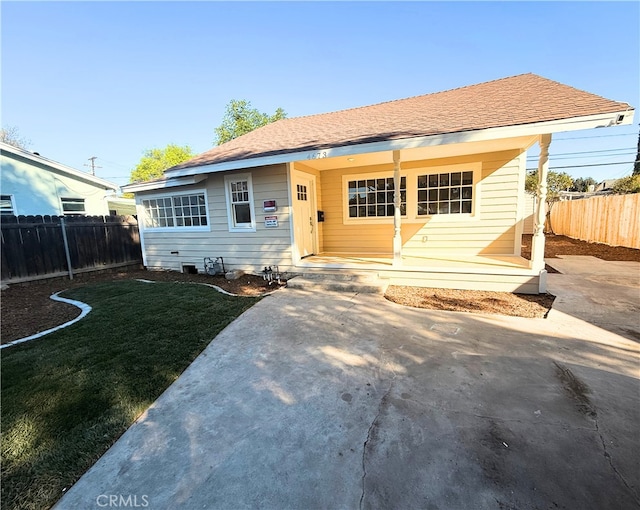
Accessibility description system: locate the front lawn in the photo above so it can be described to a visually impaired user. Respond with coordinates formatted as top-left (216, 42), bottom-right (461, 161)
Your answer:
top-left (1, 280), bottom-right (259, 510)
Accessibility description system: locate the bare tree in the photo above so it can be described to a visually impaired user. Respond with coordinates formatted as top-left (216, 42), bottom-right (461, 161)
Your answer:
top-left (0, 126), bottom-right (31, 149)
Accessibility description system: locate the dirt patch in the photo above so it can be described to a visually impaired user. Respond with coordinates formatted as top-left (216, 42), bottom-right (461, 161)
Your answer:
top-left (386, 234), bottom-right (639, 317)
top-left (385, 286), bottom-right (555, 318)
top-left (521, 234), bottom-right (640, 262)
top-left (1, 268), bottom-right (282, 344)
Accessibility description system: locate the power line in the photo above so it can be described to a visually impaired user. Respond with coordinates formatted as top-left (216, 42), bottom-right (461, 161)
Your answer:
top-left (99, 158), bottom-right (131, 169)
top-left (527, 152), bottom-right (636, 162)
top-left (84, 156), bottom-right (102, 176)
top-left (526, 147), bottom-right (635, 159)
top-left (553, 132), bottom-right (637, 141)
top-left (526, 161), bottom-right (634, 171)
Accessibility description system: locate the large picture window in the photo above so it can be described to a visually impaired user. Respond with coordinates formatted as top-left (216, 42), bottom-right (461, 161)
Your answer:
top-left (142, 192), bottom-right (208, 229)
top-left (347, 177), bottom-right (406, 218)
top-left (224, 174), bottom-right (256, 232)
top-left (417, 171), bottom-right (473, 215)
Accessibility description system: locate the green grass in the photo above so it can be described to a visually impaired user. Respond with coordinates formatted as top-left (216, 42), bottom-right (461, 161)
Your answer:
top-left (1, 280), bottom-right (259, 510)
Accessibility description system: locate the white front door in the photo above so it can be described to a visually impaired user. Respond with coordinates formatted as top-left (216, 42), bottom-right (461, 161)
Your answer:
top-left (293, 173), bottom-right (316, 258)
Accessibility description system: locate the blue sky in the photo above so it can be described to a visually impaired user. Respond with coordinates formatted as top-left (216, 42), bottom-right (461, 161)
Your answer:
top-left (2, 1), bottom-right (639, 189)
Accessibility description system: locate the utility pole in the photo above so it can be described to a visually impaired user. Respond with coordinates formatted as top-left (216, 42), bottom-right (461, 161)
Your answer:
top-left (84, 156), bottom-right (102, 176)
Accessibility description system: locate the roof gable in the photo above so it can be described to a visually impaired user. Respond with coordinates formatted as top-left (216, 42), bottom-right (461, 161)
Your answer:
top-left (169, 73), bottom-right (632, 174)
top-left (0, 142), bottom-right (118, 191)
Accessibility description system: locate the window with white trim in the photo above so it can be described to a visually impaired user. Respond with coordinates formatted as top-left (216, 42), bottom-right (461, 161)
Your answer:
top-left (224, 174), bottom-right (255, 231)
top-left (417, 171), bottom-right (473, 215)
top-left (0, 195), bottom-right (15, 215)
top-left (61, 197), bottom-right (86, 215)
top-left (141, 192), bottom-right (208, 228)
top-left (347, 177), bottom-right (406, 218)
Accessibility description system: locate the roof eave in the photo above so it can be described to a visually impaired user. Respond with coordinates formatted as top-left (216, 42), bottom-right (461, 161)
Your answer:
top-left (159, 108), bottom-right (633, 180)
top-left (0, 142), bottom-right (119, 191)
top-left (121, 174), bottom-right (207, 193)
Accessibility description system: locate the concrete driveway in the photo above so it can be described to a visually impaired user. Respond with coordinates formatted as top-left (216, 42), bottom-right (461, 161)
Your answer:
top-left (57, 259), bottom-right (640, 510)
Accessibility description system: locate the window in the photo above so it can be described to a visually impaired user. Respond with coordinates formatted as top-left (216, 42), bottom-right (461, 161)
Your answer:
top-left (347, 177), bottom-right (406, 218)
top-left (297, 184), bottom-right (308, 201)
top-left (0, 195), bottom-right (15, 215)
top-left (417, 171), bottom-right (473, 215)
top-left (61, 197), bottom-right (86, 215)
top-left (141, 192), bottom-right (208, 229)
top-left (224, 174), bottom-right (255, 231)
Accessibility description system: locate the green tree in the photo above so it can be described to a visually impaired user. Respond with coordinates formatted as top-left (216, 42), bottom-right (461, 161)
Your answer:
top-left (129, 144), bottom-right (193, 183)
top-left (0, 126), bottom-right (30, 149)
top-left (525, 170), bottom-right (573, 201)
top-left (214, 99), bottom-right (286, 145)
top-left (611, 174), bottom-right (640, 194)
top-left (570, 176), bottom-right (597, 192)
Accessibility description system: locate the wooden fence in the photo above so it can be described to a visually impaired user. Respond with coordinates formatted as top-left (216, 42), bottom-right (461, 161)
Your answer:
top-left (1, 215), bottom-right (142, 283)
top-left (549, 193), bottom-right (640, 249)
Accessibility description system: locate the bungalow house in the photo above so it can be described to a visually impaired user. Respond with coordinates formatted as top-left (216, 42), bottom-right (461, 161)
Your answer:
top-left (122, 74), bottom-right (634, 294)
top-left (0, 142), bottom-right (118, 217)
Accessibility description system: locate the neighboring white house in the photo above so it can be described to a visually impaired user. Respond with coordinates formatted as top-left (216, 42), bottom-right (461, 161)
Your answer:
top-left (0, 142), bottom-right (118, 217)
top-left (107, 196), bottom-right (137, 216)
top-left (123, 73), bottom-right (634, 294)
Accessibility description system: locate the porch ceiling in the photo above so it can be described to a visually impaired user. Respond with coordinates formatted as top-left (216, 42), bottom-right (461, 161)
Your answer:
top-left (299, 135), bottom-right (539, 171)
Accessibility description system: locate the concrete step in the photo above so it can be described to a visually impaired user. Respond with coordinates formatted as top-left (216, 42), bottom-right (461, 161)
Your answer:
top-left (286, 272), bottom-right (388, 293)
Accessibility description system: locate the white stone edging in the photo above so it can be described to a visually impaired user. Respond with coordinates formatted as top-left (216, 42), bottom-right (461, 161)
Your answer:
top-left (2, 279), bottom-right (277, 350)
top-left (135, 278), bottom-right (280, 297)
top-left (1, 292), bottom-right (92, 350)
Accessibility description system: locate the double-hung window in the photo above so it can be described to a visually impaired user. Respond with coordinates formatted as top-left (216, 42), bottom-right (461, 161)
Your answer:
top-left (141, 191), bottom-right (209, 230)
top-left (224, 174), bottom-right (256, 232)
top-left (417, 171), bottom-right (473, 215)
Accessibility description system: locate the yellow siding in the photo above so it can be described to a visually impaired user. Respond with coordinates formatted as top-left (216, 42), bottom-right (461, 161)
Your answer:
top-left (140, 164), bottom-right (294, 273)
top-left (523, 192), bottom-right (536, 235)
top-left (320, 150), bottom-right (524, 256)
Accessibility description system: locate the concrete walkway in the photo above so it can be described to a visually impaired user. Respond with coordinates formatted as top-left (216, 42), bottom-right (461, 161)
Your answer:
top-left (56, 259), bottom-right (640, 510)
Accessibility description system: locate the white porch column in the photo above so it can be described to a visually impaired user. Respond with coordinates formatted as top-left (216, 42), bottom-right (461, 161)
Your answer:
top-left (392, 150), bottom-right (402, 267)
top-left (531, 133), bottom-right (551, 273)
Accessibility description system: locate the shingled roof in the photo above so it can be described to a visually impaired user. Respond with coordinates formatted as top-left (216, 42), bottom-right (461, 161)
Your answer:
top-left (171, 73), bottom-right (632, 172)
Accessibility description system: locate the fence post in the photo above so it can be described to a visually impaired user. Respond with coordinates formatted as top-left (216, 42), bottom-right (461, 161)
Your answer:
top-left (60, 217), bottom-right (74, 280)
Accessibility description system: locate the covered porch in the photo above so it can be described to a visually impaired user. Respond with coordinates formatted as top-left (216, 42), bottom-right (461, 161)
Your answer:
top-left (295, 253), bottom-right (540, 294)
top-left (287, 133), bottom-right (551, 293)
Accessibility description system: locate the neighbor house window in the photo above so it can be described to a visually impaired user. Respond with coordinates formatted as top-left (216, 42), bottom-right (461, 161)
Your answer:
top-left (61, 197), bottom-right (86, 215)
top-left (0, 195), bottom-right (15, 215)
top-left (224, 174), bottom-right (256, 232)
top-left (417, 171), bottom-right (473, 215)
top-left (141, 192), bottom-right (208, 229)
top-left (347, 177), bottom-right (406, 218)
